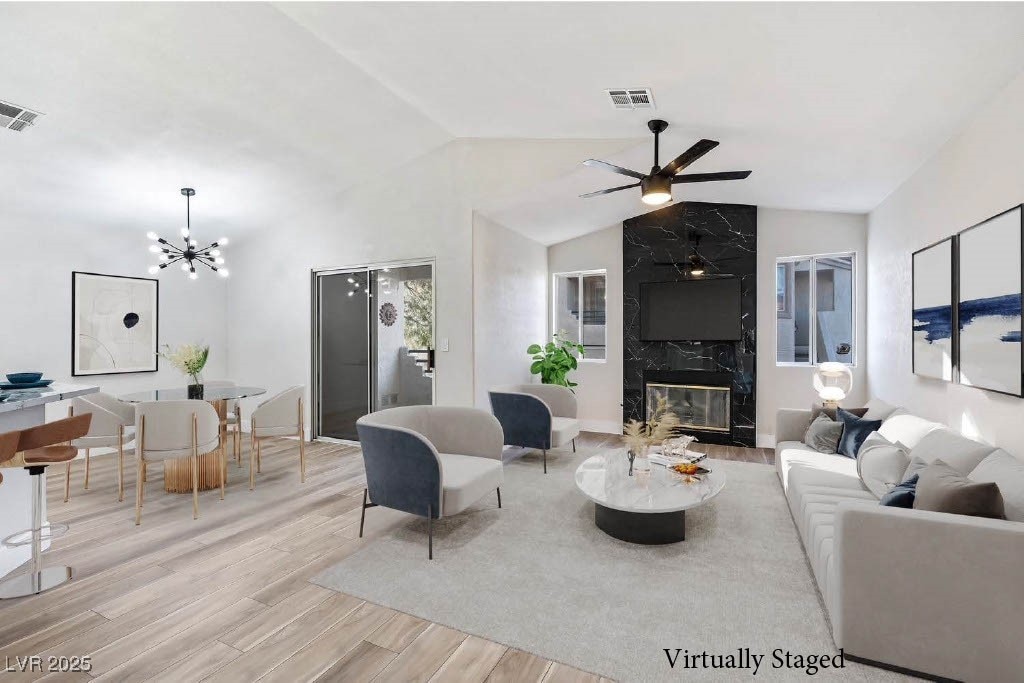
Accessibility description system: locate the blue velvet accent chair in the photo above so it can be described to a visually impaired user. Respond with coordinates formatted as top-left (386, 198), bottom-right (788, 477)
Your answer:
top-left (355, 406), bottom-right (504, 559)
top-left (488, 384), bottom-right (580, 473)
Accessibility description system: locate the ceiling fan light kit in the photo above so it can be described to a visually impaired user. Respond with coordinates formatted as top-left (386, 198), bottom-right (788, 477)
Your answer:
top-left (581, 119), bottom-right (752, 204)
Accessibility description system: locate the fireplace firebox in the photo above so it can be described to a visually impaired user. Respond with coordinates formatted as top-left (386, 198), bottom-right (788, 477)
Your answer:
top-left (645, 382), bottom-right (730, 433)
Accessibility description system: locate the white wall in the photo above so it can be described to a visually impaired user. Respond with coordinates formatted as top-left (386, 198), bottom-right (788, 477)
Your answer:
top-left (471, 214), bottom-right (548, 408)
top-left (3, 206), bottom-right (228, 415)
top-left (757, 208), bottom-right (868, 445)
top-left (868, 70), bottom-right (1024, 449)
top-left (547, 225), bottom-right (623, 433)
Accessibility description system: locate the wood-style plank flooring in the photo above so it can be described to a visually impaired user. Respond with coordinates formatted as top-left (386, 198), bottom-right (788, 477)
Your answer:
top-left (0, 433), bottom-right (772, 682)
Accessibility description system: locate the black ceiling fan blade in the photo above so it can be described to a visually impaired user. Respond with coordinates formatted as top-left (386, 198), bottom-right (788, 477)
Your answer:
top-left (657, 139), bottom-right (719, 177)
top-left (579, 182), bottom-right (640, 198)
top-left (583, 159), bottom-right (646, 180)
top-left (671, 170), bottom-right (752, 184)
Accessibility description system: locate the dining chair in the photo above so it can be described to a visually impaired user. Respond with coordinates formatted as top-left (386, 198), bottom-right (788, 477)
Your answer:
top-left (204, 380), bottom-right (243, 466)
top-left (67, 393), bottom-right (135, 502)
top-left (249, 386), bottom-right (305, 490)
top-left (135, 399), bottom-right (222, 525)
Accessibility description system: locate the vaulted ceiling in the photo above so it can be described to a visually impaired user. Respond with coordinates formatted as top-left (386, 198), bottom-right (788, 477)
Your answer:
top-left (4, 2), bottom-right (1024, 244)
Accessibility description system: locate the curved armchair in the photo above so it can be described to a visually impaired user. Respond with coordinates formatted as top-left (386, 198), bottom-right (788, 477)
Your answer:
top-left (356, 406), bottom-right (503, 559)
top-left (489, 384), bottom-right (580, 473)
top-left (204, 380), bottom-right (243, 466)
top-left (249, 386), bottom-right (305, 490)
top-left (136, 400), bottom-right (222, 525)
top-left (67, 393), bottom-right (135, 502)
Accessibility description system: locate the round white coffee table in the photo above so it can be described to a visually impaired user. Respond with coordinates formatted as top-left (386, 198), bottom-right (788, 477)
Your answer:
top-left (574, 452), bottom-right (726, 544)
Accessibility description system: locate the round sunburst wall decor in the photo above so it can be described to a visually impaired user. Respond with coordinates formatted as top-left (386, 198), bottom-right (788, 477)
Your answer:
top-left (379, 302), bottom-right (398, 327)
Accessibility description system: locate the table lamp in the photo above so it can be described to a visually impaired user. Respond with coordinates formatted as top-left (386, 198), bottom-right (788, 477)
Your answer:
top-left (813, 362), bottom-right (853, 410)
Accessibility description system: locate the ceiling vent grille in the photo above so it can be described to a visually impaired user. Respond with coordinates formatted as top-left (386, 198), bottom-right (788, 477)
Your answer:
top-left (606, 88), bottom-right (655, 110)
top-left (0, 100), bottom-right (43, 132)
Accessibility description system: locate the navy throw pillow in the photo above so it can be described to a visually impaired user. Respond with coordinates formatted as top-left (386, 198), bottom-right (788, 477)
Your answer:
top-left (836, 408), bottom-right (883, 459)
top-left (879, 473), bottom-right (920, 508)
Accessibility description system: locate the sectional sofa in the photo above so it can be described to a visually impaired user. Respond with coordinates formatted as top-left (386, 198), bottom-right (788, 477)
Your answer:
top-left (775, 399), bottom-right (1024, 682)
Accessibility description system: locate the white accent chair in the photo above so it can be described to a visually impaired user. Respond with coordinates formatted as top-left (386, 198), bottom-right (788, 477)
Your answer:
top-left (203, 380), bottom-right (243, 466)
top-left (249, 386), bottom-right (306, 490)
top-left (489, 384), bottom-right (580, 473)
top-left (67, 393), bottom-right (135, 502)
top-left (135, 400), bottom-right (222, 525)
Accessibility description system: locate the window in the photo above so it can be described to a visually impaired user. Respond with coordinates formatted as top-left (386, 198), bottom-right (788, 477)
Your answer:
top-left (776, 253), bottom-right (855, 365)
top-left (553, 270), bottom-right (606, 361)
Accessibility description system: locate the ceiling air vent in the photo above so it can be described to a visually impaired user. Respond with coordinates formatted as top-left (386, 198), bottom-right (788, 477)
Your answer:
top-left (606, 88), bottom-right (655, 110)
top-left (0, 100), bottom-right (43, 132)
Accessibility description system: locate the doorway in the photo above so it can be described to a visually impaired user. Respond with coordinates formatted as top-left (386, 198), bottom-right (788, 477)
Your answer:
top-left (312, 260), bottom-right (435, 441)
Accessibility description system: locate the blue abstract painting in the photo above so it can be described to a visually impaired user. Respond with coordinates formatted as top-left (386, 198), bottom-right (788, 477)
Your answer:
top-left (913, 239), bottom-right (954, 381)
top-left (958, 207), bottom-right (1022, 396)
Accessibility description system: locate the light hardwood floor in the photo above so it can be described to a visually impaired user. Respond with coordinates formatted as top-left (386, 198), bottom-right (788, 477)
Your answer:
top-left (0, 433), bottom-right (772, 682)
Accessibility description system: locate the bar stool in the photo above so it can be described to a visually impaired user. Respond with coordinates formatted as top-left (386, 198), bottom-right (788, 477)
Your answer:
top-left (0, 414), bottom-right (91, 599)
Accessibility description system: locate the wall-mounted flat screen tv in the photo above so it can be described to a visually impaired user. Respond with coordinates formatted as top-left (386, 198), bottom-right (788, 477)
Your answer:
top-left (640, 278), bottom-right (742, 341)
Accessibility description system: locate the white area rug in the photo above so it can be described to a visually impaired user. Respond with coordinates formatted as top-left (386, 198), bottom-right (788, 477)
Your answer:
top-left (313, 449), bottom-right (914, 682)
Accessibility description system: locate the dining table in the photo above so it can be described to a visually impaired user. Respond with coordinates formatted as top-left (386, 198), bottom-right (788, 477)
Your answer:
top-left (119, 385), bottom-right (266, 493)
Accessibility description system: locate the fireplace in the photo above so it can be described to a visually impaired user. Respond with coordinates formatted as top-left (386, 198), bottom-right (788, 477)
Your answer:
top-left (642, 369), bottom-right (734, 440)
top-left (646, 382), bottom-right (730, 433)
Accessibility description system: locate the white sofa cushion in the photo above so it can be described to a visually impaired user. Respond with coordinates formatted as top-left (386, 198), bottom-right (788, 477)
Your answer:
top-left (550, 417), bottom-right (580, 448)
top-left (858, 441), bottom-right (910, 499)
top-left (877, 412), bottom-right (943, 449)
top-left (970, 449), bottom-right (1024, 522)
top-left (438, 452), bottom-right (503, 517)
top-left (862, 398), bottom-right (899, 421)
top-left (908, 427), bottom-right (997, 475)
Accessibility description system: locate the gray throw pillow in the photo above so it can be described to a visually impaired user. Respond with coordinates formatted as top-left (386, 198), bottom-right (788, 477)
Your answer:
top-left (803, 414), bottom-right (843, 454)
top-left (902, 455), bottom-right (930, 481)
top-left (914, 460), bottom-right (1006, 519)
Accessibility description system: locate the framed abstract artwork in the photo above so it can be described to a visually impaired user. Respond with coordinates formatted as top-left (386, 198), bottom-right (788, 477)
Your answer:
top-left (72, 272), bottom-right (159, 376)
top-left (912, 237), bottom-right (955, 382)
top-left (956, 206), bottom-right (1023, 397)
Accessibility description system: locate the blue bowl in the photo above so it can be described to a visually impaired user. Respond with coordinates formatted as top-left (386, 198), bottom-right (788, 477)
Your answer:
top-left (6, 372), bottom-right (43, 384)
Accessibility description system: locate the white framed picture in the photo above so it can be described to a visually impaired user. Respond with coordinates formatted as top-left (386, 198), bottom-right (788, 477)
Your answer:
top-left (957, 206), bottom-right (1023, 397)
top-left (72, 272), bottom-right (159, 376)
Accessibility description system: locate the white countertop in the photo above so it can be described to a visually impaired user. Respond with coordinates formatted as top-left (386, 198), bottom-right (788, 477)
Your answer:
top-left (0, 383), bottom-right (100, 414)
top-left (574, 450), bottom-right (727, 513)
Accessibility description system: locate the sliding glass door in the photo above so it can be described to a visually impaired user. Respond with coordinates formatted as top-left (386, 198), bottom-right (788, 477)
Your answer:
top-left (313, 261), bottom-right (434, 441)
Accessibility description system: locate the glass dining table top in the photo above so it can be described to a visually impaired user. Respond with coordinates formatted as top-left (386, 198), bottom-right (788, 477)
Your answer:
top-left (119, 386), bottom-right (267, 402)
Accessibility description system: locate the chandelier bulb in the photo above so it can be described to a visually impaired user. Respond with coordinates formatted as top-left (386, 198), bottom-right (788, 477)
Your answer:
top-left (146, 231), bottom-right (158, 241)
top-left (180, 262), bottom-right (190, 272)
top-left (147, 265), bottom-right (159, 275)
top-left (218, 237), bottom-right (229, 245)
top-left (214, 257), bottom-right (225, 265)
top-left (189, 271), bottom-right (198, 280)
top-left (218, 269), bottom-right (229, 278)
top-left (209, 249), bottom-right (221, 257)
top-left (148, 245), bottom-right (161, 253)
top-left (180, 227), bottom-right (190, 238)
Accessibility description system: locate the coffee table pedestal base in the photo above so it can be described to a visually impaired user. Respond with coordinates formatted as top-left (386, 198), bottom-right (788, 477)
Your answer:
top-left (594, 504), bottom-right (686, 544)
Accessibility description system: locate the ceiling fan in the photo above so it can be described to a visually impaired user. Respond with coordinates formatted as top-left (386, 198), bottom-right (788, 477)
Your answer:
top-left (580, 120), bottom-right (751, 205)
top-left (653, 230), bottom-right (743, 278)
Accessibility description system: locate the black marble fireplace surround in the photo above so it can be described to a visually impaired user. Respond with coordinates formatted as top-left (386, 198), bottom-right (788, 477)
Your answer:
top-left (623, 201), bottom-right (757, 446)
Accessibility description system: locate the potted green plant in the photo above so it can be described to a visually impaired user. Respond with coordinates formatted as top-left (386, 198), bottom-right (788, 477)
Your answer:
top-left (159, 343), bottom-right (210, 399)
top-left (527, 332), bottom-right (585, 390)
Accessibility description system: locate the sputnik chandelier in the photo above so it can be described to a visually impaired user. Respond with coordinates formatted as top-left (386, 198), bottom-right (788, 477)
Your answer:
top-left (146, 188), bottom-right (229, 280)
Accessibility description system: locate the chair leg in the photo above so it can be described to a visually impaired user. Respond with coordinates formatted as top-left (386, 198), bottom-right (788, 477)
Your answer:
top-left (298, 430), bottom-right (306, 483)
top-left (192, 413), bottom-right (200, 520)
top-left (497, 487), bottom-right (502, 509)
top-left (427, 504), bottom-right (433, 560)
top-left (220, 446), bottom-right (226, 501)
top-left (572, 438), bottom-right (576, 453)
top-left (63, 462), bottom-right (71, 503)
top-left (256, 441), bottom-right (262, 473)
top-left (359, 488), bottom-right (367, 538)
top-left (249, 438), bottom-right (256, 491)
top-left (117, 434), bottom-right (125, 503)
top-left (83, 448), bottom-right (90, 490)
top-left (543, 449), bottom-right (547, 474)
top-left (135, 459), bottom-right (143, 526)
